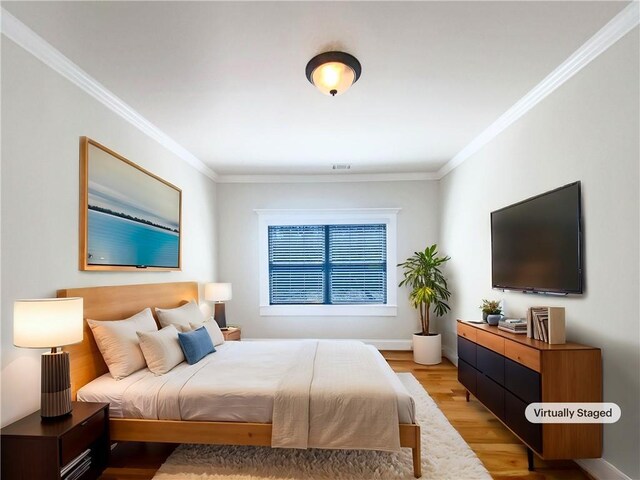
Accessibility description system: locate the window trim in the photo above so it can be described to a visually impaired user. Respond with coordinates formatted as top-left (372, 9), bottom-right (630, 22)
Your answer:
top-left (257, 208), bottom-right (399, 316)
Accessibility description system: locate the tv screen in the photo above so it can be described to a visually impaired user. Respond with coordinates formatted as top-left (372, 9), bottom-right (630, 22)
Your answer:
top-left (491, 182), bottom-right (583, 294)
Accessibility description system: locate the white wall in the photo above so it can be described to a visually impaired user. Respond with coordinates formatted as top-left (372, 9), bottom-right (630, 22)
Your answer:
top-left (217, 181), bottom-right (439, 343)
top-left (438, 29), bottom-right (639, 478)
top-left (0, 40), bottom-right (218, 425)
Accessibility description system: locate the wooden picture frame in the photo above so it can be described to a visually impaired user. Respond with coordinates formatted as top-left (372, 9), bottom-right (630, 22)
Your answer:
top-left (79, 137), bottom-right (182, 271)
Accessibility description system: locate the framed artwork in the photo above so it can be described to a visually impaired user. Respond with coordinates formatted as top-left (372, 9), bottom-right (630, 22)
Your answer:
top-left (79, 137), bottom-right (182, 271)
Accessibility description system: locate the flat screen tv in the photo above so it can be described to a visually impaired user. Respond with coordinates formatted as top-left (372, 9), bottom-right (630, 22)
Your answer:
top-left (491, 182), bottom-right (583, 294)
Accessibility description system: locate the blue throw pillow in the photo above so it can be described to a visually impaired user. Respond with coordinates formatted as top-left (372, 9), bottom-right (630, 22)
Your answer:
top-left (177, 326), bottom-right (215, 364)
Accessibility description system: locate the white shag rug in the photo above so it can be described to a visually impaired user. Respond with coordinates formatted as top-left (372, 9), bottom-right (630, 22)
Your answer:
top-left (153, 373), bottom-right (490, 480)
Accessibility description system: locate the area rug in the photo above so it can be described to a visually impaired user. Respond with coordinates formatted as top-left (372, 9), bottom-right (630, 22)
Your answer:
top-left (153, 373), bottom-right (490, 479)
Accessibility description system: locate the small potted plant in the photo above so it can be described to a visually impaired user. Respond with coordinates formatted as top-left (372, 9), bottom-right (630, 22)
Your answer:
top-left (398, 245), bottom-right (451, 365)
top-left (480, 299), bottom-right (502, 325)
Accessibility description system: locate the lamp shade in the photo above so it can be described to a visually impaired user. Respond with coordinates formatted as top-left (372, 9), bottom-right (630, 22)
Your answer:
top-left (204, 283), bottom-right (232, 302)
top-left (311, 62), bottom-right (356, 96)
top-left (14, 298), bottom-right (83, 349)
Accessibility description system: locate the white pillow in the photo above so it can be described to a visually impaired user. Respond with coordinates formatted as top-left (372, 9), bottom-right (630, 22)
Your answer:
top-left (137, 325), bottom-right (184, 375)
top-left (87, 308), bottom-right (157, 380)
top-left (190, 319), bottom-right (225, 346)
top-left (155, 300), bottom-right (203, 332)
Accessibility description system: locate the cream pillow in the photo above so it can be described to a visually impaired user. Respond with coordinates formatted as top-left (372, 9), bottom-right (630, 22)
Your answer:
top-left (137, 325), bottom-right (184, 375)
top-left (87, 308), bottom-right (157, 380)
top-left (190, 319), bottom-right (225, 346)
top-left (155, 300), bottom-right (203, 332)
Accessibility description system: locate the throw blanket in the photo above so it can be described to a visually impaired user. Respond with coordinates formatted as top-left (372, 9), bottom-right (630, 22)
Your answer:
top-left (272, 340), bottom-right (401, 452)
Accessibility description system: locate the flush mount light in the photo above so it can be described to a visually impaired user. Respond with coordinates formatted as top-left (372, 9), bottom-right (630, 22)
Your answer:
top-left (305, 51), bottom-right (362, 97)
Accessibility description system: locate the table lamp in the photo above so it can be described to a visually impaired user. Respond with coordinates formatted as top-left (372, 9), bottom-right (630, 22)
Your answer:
top-left (204, 283), bottom-right (232, 329)
top-left (13, 297), bottom-right (83, 418)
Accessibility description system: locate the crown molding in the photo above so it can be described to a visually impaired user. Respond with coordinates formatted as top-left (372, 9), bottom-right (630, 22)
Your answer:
top-left (2, 3), bottom-right (637, 184)
top-left (0, 7), bottom-right (218, 182)
top-left (438, 1), bottom-right (640, 179)
top-left (217, 172), bottom-right (438, 183)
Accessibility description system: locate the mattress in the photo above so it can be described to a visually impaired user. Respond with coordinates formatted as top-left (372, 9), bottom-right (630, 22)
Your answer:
top-left (78, 340), bottom-right (415, 424)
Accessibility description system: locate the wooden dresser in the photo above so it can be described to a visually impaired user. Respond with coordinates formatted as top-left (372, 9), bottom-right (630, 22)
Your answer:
top-left (457, 320), bottom-right (602, 463)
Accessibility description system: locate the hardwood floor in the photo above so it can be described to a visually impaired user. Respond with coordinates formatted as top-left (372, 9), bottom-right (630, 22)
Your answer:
top-left (101, 442), bottom-right (177, 480)
top-left (100, 351), bottom-right (589, 480)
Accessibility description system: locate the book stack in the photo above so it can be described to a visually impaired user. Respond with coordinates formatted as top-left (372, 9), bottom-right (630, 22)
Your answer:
top-left (527, 306), bottom-right (566, 344)
top-left (61, 448), bottom-right (91, 480)
top-left (498, 318), bottom-right (527, 334)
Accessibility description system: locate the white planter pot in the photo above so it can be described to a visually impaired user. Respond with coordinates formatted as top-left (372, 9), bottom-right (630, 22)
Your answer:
top-left (412, 333), bottom-right (442, 365)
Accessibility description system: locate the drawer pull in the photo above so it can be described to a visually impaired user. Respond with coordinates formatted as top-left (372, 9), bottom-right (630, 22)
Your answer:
top-left (81, 420), bottom-right (89, 427)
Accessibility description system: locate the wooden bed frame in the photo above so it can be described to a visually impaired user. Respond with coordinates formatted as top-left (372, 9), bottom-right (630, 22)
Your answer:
top-left (58, 282), bottom-right (422, 478)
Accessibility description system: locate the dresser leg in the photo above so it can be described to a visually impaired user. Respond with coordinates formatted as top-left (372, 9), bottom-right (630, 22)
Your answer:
top-left (527, 448), bottom-right (535, 471)
top-left (465, 390), bottom-right (470, 402)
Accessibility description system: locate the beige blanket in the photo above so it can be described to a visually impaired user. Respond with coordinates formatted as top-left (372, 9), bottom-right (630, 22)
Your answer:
top-left (272, 340), bottom-right (401, 452)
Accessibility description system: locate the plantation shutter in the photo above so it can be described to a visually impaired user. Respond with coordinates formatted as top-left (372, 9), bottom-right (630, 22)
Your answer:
top-left (329, 224), bottom-right (387, 304)
top-left (269, 225), bottom-right (325, 304)
top-left (268, 224), bottom-right (387, 305)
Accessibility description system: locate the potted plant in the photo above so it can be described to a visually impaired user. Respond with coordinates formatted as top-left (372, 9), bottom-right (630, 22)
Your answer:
top-left (480, 299), bottom-right (502, 325)
top-left (398, 245), bottom-right (451, 365)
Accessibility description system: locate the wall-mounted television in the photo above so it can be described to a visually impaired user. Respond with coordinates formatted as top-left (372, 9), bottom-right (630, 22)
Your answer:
top-left (491, 182), bottom-right (583, 294)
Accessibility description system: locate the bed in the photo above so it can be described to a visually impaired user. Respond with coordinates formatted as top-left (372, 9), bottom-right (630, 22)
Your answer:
top-left (58, 282), bottom-right (422, 477)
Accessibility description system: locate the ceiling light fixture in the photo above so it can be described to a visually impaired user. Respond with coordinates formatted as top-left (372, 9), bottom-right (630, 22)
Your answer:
top-left (305, 51), bottom-right (362, 97)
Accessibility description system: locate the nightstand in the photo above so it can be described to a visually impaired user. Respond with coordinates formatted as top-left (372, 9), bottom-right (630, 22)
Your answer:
top-left (1, 401), bottom-right (109, 480)
top-left (223, 327), bottom-right (241, 341)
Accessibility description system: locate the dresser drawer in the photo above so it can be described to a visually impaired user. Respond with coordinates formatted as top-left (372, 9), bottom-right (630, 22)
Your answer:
top-left (505, 357), bottom-right (541, 404)
top-left (457, 322), bottom-right (477, 342)
top-left (477, 345), bottom-right (504, 385)
top-left (505, 340), bottom-right (541, 372)
top-left (476, 330), bottom-right (505, 355)
top-left (476, 372), bottom-right (505, 420)
top-left (457, 336), bottom-right (477, 367)
top-left (505, 390), bottom-right (542, 453)
top-left (60, 408), bottom-right (105, 467)
top-left (458, 358), bottom-right (478, 396)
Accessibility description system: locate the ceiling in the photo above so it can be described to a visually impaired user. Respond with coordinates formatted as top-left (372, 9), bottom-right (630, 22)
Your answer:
top-left (3, 1), bottom-right (628, 176)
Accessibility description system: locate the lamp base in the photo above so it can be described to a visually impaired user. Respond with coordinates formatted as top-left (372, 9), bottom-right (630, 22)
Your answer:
top-left (41, 351), bottom-right (72, 418)
top-left (214, 303), bottom-right (227, 329)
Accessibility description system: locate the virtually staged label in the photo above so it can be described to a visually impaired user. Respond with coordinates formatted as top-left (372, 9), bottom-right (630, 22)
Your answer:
top-left (525, 403), bottom-right (621, 423)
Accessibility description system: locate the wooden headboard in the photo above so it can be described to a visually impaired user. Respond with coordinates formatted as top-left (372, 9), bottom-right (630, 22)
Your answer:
top-left (57, 282), bottom-right (199, 399)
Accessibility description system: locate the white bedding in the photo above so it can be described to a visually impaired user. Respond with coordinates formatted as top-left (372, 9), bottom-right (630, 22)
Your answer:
top-left (78, 340), bottom-right (416, 427)
top-left (272, 340), bottom-right (402, 451)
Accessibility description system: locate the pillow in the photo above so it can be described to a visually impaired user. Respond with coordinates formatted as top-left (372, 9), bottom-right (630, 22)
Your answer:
top-left (189, 319), bottom-right (225, 346)
top-left (178, 326), bottom-right (215, 365)
top-left (137, 325), bottom-right (184, 375)
top-left (87, 308), bottom-right (157, 380)
top-left (155, 300), bottom-right (204, 332)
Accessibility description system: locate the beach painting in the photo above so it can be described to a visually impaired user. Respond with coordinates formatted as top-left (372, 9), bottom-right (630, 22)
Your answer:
top-left (80, 138), bottom-right (181, 270)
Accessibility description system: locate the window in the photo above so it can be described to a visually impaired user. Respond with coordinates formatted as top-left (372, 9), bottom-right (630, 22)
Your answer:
top-left (269, 224), bottom-right (387, 305)
top-left (258, 209), bottom-right (398, 316)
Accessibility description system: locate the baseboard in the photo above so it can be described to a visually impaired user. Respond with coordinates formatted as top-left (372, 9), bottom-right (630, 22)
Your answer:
top-left (575, 459), bottom-right (632, 480)
top-left (362, 339), bottom-right (412, 350)
top-left (243, 338), bottom-right (412, 350)
top-left (442, 346), bottom-right (458, 366)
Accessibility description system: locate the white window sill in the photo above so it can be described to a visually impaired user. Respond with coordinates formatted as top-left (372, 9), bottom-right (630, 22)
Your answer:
top-left (259, 304), bottom-right (397, 317)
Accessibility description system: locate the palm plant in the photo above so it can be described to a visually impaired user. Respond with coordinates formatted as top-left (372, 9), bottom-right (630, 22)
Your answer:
top-left (398, 245), bottom-right (452, 336)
